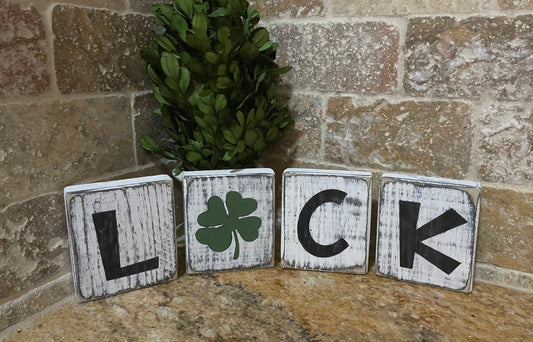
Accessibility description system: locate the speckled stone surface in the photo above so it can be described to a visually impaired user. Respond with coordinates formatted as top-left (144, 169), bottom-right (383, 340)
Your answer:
top-left (2, 267), bottom-right (531, 341)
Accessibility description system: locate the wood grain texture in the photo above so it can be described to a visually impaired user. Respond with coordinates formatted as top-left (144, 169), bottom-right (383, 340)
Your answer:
top-left (376, 173), bottom-right (481, 292)
top-left (183, 169), bottom-right (275, 273)
top-left (281, 168), bottom-right (372, 273)
top-left (64, 175), bottom-right (176, 300)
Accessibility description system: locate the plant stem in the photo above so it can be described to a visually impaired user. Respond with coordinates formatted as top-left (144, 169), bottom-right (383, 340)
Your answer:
top-left (232, 230), bottom-right (240, 260)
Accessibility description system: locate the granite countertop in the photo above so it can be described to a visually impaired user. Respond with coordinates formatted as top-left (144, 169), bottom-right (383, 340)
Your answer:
top-left (2, 265), bottom-right (531, 341)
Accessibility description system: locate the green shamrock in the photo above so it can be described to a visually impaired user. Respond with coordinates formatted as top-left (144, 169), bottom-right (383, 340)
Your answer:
top-left (196, 191), bottom-right (262, 260)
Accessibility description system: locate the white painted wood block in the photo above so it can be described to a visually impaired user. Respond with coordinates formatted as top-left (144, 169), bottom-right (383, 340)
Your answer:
top-left (64, 175), bottom-right (176, 300)
top-left (183, 168), bottom-right (275, 273)
top-left (281, 168), bottom-right (372, 273)
top-left (376, 173), bottom-right (481, 292)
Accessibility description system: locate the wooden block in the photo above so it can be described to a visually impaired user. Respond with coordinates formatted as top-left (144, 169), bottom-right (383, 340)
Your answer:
top-left (281, 168), bottom-right (372, 273)
top-left (183, 168), bottom-right (275, 273)
top-left (64, 175), bottom-right (176, 300)
top-left (376, 173), bottom-right (481, 292)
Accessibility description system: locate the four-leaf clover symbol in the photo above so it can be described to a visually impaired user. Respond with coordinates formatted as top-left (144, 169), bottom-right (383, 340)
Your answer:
top-left (196, 191), bottom-right (262, 260)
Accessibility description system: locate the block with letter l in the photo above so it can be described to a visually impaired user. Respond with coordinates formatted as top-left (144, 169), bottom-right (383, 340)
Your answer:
top-left (64, 175), bottom-right (176, 300)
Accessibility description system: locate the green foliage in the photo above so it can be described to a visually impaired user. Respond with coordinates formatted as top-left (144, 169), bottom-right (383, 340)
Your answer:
top-left (196, 191), bottom-right (261, 259)
top-left (140, 0), bottom-right (293, 172)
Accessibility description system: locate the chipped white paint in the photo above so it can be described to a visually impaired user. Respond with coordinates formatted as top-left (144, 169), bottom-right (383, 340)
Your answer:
top-left (281, 168), bottom-right (372, 273)
top-left (376, 173), bottom-right (481, 293)
top-left (64, 175), bottom-right (176, 300)
top-left (183, 169), bottom-right (275, 273)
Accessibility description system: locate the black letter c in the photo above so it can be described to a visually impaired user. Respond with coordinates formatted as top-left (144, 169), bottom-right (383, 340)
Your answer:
top-left (297, 189), bottom-right (349, 258)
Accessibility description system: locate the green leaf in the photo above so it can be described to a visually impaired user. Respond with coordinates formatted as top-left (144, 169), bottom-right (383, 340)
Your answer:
top-left (259, 41), bottom-right (273, 51)
top-left (217, 27), bottom-right (230, 43)
top-left (186, 151), bottom-right (202, 163)
top-left (216, 77), bottom-right (234, 89)
top-left (269, 65), bottom-right (292, 76)
top-left (223, 130), bottom-right (237, 144)
top-left (192, 13), bottom-right (208, 33)
top-left (156, 35), bottom-right (177, 52)
top-left (161, 53), bottom-right (180, 79)
top-left (265, 127), bottom-right (279, 142)
top-left (279, 119), bottom-right (291, 129)
top-left (195, 115), bottom-right (208, 128)
top-left (146, 64), bottom-right (162, 84)
top-left (251, 28), bottom-right (269, 47)
top-left (209, 7), bottom-right (227, 17)
top-left (217, 64), bottom-right (227, 76)
top-left (174, 0), bottom-right (193, 18)
top-left (170, 14), bottom-right (188, 40)
top-left (245, 108), bottom-right (256, 127)
top-left (236, 140), bottom-right (245, 153)
top-left (179, 68), bottom-right (190, 92)
top-left (203, 131), bottom-right (215, 144)
top-left (197, 100), bottom-right (213, 115)
top-left (215, 94), bottom-right (227, 113)
top-left (139, 135), bottom-right (160, 152)
top-left (153, 86), bottom-right (172, 106)
top-left (205, 51), bottom-right (218, 64)
top-left (222, 151), bottom-right (233, 161)
top-left (237, 111), bottom-right (245, 126)
top-left (253, 139), bottom-right (266, 152)
top-left (239, 41), bottom-right (259, 60)
top-left (165, 77), bottom-right (179, 90)
top-left (232, 125), bottom-right (243, 139)
top-left (244, 130), bottom-right (257, 147)
top-left (191, 140), bottom-right (203, 150)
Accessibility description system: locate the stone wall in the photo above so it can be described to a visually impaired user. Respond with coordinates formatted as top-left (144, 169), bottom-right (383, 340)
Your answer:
top-left (1, 0), bottom-right (532, 333)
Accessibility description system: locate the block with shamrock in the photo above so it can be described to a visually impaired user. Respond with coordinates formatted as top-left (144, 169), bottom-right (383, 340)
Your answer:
top-left (183, 169), bottom-right (275, 273)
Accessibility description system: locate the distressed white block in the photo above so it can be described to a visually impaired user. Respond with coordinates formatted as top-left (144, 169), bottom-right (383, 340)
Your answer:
top-left (183, 168), bottom-right (275, 273)
top-left (64, 175), bottom-right (176, 300)
top-left (281, 168), bottom-right (372, 273)
top-left (376, 173), bottom-right (481, 292)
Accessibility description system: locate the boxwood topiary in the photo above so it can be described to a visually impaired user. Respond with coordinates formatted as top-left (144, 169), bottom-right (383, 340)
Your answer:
top-left (139, 0), bottom-right (293, 174)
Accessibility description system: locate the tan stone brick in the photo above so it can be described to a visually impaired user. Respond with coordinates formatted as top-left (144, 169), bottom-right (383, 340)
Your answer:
top-left (405, 16), bottom-right (533, 101)
top-left (251, 0), bottom-right (325, 17)
top-left (0, 274), bottom-right (73, 332)
top-left (52, 5), bottom-right (152, 94)
top-left (324, 97), bottom-right (472, 178)
top-left (128, 0), bottom-right (167, 13)
top-left (268, 22), bottom-right (399, 93)
top-left (472, 102), bottom-right (533, 185)
top-left (0, 194), bottom-right (69, 304)
top-left (0, 0), bottom-right (50, 98)
top-left (330, 0), bottom-right (493, 16)
top-left (477, 186), bottom-right (533, 273)
top-left (133, 93), bottom-right (165, 166)
top-left (499, 0), bottom-right (533, 10)
top-left (41, 0), bottom-right (127, 11)
top-left (0, 97), bottom-right (134, 207)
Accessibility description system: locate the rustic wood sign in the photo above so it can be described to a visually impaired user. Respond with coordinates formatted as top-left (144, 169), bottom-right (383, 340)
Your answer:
top-left (281, 168), bottom-right (372, 273)
top-left (375, 173), bottom-right (481, 292)
top-left (183, 168), bottom-right (275, 273)
top-left (64, 175), bottom-right (176, 300)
